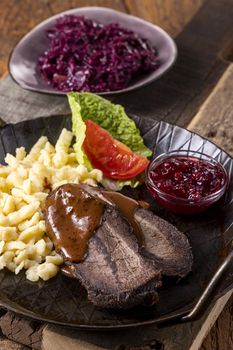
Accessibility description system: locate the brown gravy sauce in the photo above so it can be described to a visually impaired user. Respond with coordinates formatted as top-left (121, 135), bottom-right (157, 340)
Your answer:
top-left (45, 184), bottom-right (104, 263)
top-left (98, 189), bottom-right (144, 246)
top-left (76, 184), bottom-right (145, 246)
top-left (61, 265), bottom-right (77, 279)
top-left (45, 184), bottom-right (146, 263)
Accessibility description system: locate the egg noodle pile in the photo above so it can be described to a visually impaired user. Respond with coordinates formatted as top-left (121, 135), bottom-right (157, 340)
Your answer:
top-left (0, 129), bottom-right (102, 281)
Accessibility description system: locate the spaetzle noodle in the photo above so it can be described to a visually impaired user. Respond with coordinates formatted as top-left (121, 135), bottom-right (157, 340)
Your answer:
top-left (0, 128), bottom-right (103, 282)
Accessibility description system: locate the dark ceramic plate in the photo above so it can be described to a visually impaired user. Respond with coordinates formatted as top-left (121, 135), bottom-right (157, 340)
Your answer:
top-left (8, 7), bottom-right (177, 95)
top-left (0, 114), bottom-right (232, 329)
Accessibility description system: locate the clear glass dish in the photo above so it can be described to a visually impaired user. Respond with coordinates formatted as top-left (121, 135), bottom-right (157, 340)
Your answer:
top-left (146, 150), bottom-right (229, 214)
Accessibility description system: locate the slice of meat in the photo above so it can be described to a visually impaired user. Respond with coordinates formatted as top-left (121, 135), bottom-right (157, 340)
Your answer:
top-left (45, 184), bottom-right (192, 309)
top-left (135, 208), bottom-right (193, 277)
top-left (71, 208), bottom-right (161, 309)
top-left (45, 184), bottom-right (161, 309)
top-left (77, 184), bottom-right (193, 277)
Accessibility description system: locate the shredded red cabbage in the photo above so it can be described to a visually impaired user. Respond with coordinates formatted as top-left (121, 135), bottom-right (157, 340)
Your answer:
top-left (38, 15), bottom-right (159, 92)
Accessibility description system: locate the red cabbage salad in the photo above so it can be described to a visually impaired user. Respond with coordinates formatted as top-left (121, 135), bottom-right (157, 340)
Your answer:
top-left (38, 15), bottom-right (159, 93)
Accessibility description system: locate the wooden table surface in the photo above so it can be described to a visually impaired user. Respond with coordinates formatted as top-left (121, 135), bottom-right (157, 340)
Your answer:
top-left (0, 1), bottom-right (233, 349)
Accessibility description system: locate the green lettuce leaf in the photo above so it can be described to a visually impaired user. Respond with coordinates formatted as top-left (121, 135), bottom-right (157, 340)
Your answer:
top-left (68, 93), bottom-right (92, 169)
top-left (68, 92), bottom-right (152, 158)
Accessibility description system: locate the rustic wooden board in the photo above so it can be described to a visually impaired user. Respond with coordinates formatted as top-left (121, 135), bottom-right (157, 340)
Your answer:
top-left (124, 0), bottom-right (204, 37)
top-left (200, 294), bottom-right (233, 350)
top-left (0, 0), bottom-right (233, 349)
top-left (188, 64), bottom-right (233, 156)
top-left (113, 0), bottom-right (233, 127)
top-left (0, 339), bottom-right (30, 350)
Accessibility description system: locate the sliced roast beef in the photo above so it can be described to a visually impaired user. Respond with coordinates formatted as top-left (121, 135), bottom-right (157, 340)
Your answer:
top-left (45, 184), bottom-right (161, 309)
top-left (135, 208), bottom-right (193, 277)
top-left (45, 184), bottom-right (193, 309)
top-left (70, 208), bottom-right (161, 309)
top-left (78, 184), bottom-right (193, 278)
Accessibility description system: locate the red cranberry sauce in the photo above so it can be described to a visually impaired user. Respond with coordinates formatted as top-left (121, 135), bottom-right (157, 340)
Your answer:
top-left (149, 156), bottom-right (226, 200)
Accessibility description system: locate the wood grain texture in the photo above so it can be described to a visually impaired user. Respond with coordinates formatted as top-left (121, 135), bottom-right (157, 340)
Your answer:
top-left (190, 291), bottom-right (233, 350)
top-left (201, 295), bottom-right (233, 350)
top-left (0, 338), bottom-right (30, 350)
top-left (188, 64), bottom-right (233, 157)
top-left (0, 75), bottom-right (69, 123)
top-left (125, 0), bottom-right (204, 36)
top-left (0, 312), bottom-right (44, 350)
top-left (113, 0), bottom-right (233, 127)
top-left (0, 0), bottom-right (233, 349)
top-left (47, 0), bottom-right (127, 15)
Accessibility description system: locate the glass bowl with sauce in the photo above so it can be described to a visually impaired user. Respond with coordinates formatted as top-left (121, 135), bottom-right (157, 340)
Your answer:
top-left (146, 150), bottom-right (229, 214)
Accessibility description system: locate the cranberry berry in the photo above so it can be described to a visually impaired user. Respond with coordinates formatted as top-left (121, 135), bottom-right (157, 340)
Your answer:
top-left (146, 152), bottom-right (228, 214)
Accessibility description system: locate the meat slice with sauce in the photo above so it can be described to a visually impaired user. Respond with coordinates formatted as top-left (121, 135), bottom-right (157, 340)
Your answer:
top-left (45, 184), bottom-right (192, 309)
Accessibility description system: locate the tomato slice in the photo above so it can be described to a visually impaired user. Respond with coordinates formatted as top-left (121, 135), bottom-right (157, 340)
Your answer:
top-left (83, 119), bottom-right (149, 179)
